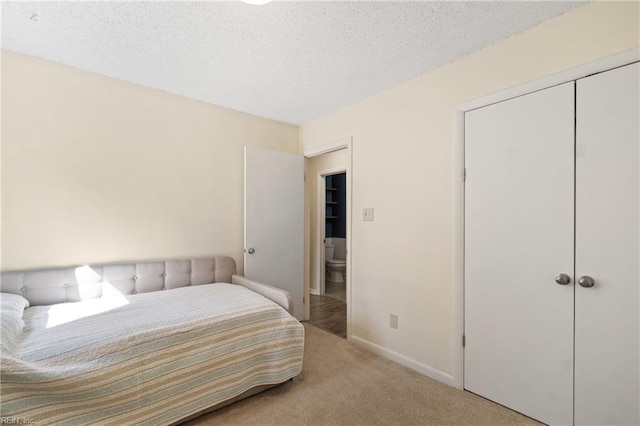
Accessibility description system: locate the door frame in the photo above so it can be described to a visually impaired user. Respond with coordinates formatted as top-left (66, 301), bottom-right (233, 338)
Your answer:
top-left (304, 137), bottom-right (353, 339)
top-left (317, 167), bottom-right (348, 296)
top-left (452, 48), bottom-right (640, 389)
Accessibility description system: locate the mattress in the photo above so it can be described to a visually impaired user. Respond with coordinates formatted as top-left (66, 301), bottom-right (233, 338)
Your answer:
top-left (0, 283), bottom-right (304, 425)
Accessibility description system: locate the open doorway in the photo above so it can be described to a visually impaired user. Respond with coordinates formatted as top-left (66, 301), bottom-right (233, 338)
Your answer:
top-left (304, 140), bottom-right (351, 339)
top-left (321, 172), bottom-right (347, 301)
top-left (309, 167), bottom-right (347, 338)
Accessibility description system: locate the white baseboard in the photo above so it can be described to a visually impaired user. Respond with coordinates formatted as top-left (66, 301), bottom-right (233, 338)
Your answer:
top-left (309, 288), bottom-right (320, 296)
top-left (350, 335), bottom-right (455, 388)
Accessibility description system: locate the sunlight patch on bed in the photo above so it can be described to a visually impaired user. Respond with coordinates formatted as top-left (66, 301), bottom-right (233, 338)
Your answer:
top-left (74, 265), bottom-right (105, 300)
top-left (45, 295), bottom-right (128, 328)
top-left (45, 267), bottom-right (129, 328)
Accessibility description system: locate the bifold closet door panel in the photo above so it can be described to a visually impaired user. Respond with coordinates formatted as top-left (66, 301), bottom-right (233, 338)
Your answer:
top-left (575, 62), bottom-right (639, 426)
top-left (464, 82), bottom-right (575, 425)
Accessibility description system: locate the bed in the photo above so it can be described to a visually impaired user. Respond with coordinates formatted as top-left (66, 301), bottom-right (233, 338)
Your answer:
top-left (0, 256), bottom-right (304, 425)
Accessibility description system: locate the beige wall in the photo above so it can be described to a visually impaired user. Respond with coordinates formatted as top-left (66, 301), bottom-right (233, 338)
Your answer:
top-left (1, 50), bottom-right (298, 271)
top-left (299, 1), bottom-right (640, 378)
top-left (2, 0), bottom-right (638, 383)
top-left (305, 149), bottom-right (348, 296)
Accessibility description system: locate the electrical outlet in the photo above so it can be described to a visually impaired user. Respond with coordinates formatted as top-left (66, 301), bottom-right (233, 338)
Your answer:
top-left (389, 314), bottom-right (398, 329)
top-left (363, 208), bottom-right (374, 221)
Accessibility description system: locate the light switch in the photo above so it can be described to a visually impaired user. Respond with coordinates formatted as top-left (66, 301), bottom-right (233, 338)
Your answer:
top-left (363, 208), bottom-right (374, 221)
top-left (390, 314), bottom-right (398, 329)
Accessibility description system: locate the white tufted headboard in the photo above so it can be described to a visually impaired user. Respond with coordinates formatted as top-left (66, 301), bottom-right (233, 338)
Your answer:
top-left (0, 257), bottom-right (237, 306)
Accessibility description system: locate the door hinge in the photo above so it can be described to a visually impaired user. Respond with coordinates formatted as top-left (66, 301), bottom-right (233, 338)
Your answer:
top-left (463, 168), bottom-right (467, 181)
top-left (462, 335), bottom-right (466, 347)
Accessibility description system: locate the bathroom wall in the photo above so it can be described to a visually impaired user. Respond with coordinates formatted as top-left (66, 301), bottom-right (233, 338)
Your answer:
top-left (325, 175), bottom-right (335, 238)
top-left (327, 237), bottom-right (346, 261)
top-left (325, 172), bottom-right (347, 260)
top-left (326, 173), bottom-right (347, 239)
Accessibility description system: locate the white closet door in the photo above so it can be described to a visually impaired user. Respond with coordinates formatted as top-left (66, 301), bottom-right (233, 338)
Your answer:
top-left (575, 62), bottom-right (639, 425)
top-left (464, 82), bottom-right (575, 425)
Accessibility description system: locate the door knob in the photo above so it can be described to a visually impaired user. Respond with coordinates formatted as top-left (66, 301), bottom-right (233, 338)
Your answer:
top-left (247, 248), bottom-right (256, 254)
top-left (555, 273), bottom-right (571, 285)
top-left (578, 276), bottom-right (595, 288)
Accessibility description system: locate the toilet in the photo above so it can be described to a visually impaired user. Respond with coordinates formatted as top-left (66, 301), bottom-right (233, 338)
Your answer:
top-left (325, 244), bottom-right (346, 283)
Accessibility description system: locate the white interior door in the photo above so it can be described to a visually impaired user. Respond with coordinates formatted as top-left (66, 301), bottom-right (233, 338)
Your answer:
top-left (575, 62), bottom-right (639, 425)
top-left (464, 83), bottom-right (575, 425)
top-left (244, 146), bottom-right (304, 320)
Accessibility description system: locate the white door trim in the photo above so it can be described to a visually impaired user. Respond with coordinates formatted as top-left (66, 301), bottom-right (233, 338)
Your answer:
top-left (452, 47), bottom-right (640, 390)
top-left (318, 173), bottom-right (326, 296)
top-left (458, 48), bottom-right (640, 112)
top-left (304, 137), bottom-right (353, 339)
top-left (304, 137), bottom-right (351, 157)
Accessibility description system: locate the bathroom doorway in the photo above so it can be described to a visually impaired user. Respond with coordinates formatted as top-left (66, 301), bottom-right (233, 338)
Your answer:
top-left (321, 172), bottom-right (347, 301)
top-left (303, 140), bottom-right (351, 340)
top-left (309, 167), bottom-right (348, 338)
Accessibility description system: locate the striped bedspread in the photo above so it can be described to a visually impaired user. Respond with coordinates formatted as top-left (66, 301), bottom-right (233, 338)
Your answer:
top-left (1, 284), bottom-right (304, 425)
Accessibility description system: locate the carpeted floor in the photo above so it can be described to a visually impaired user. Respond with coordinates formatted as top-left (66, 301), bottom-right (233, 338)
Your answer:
top-left (185, 324), bottom-right (539, 425)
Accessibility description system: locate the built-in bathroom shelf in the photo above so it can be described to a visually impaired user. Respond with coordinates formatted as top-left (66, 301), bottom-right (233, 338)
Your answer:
top-left (325, 173), bottom-right (345, 239)
top-left (326, 184), bottom-right (338, 220)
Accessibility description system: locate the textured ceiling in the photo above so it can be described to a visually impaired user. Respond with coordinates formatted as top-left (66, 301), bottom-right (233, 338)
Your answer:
top-left (2, 1), bottom-right (586, 125)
